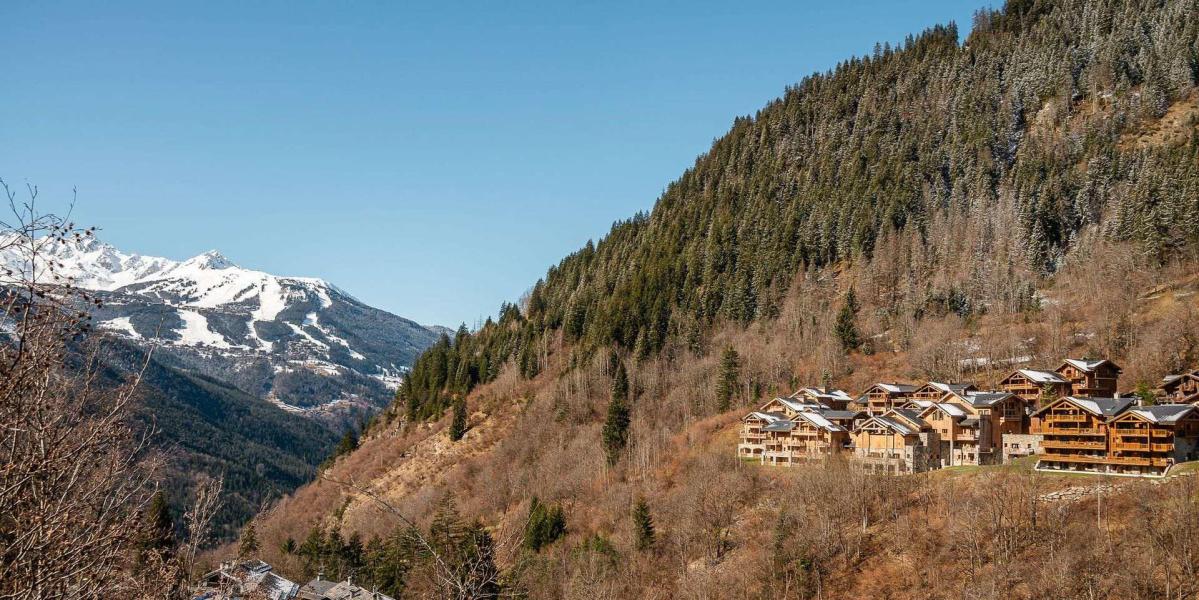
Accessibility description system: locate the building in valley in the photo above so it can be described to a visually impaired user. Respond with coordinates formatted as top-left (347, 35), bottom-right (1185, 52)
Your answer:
top-left (1055, 358), bottom-right (1122, 398)
top-left (857, 383), bottom-right (919, 415)
top-left (1159, 370), bottom-right (1199, 404)
top-left (915, 390), bottom-right (1026, 466)
top-left (738, 411), bottom-right (787, 459)
top-left (999, 369), bottom-right (1070, 407)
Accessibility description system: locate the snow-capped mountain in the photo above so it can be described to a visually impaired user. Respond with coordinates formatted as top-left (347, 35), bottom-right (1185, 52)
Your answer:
top-left (1, 237), bottom-right (441, 418)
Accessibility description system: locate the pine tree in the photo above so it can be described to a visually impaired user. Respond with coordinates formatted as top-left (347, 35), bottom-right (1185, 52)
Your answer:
top-left (136, 490), bottom-right (175, 568)
top-left (1135, 381), bottom-right (1157, 406)
top-left (602, 361), bottom-right (631, 465)
top-left (449, 396), bottom-right (468, 441)
top-left (280, 537), bottom-right (297, 555)
top-left (716, 346), bottom-right (741, 411)
top-left (834, 288), bottom-right (861, 352)
top-left (523, 496), bottom-right (566, 552)
top-left (335, 430), bottom-right (359, 458)
top-left (632, 497), bottom-right (656, 551)
top-left (238, 522), bottom-right (260, 558)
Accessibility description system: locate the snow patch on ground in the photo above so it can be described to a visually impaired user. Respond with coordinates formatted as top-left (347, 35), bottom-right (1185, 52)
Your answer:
top-left (174, 309), bottom-right (235, 349)
top-left (99, 316), bottom-right (142, 339)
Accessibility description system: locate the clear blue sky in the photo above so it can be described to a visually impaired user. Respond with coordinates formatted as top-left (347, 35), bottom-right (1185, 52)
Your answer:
top-left (1, 1), bottom-right (988, 327)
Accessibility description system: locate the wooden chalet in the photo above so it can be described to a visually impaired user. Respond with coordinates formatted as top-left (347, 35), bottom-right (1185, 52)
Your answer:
top-left (917, 401), bottom-right (978, 466)
top-left (1032, 396), bottom-right (1135, 473)
top-left (939, 390), bottom-right (1027, 465)
top-left (1159, 371), bottom-right (1199, 404)
top-left (911, 381), bottom-right (976, 401)
top-left (789, 387), bottom-right (854, 410)
top-left (850, 409), bottom-right (935, 473)
top-left (999, 368), bottom-right (1070, 406)
top-left (857, 383), bottom-right (919, 415)
top-left (1104, 405), bottom-right (1199, 475)
top-left (760, 410), bottom-right (851, 466)
top-left (756, 396), bottom-right (826, 418)
top-left (1056, 358), bottom-right (1122, 397)
top-left (738, 411), bottom-right (786, 459)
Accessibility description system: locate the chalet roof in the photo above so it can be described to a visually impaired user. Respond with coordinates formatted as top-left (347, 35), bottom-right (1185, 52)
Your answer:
top-left (932, 402), bottom-right (968, 418)
top-left (905, 399), bottom-right (935, 409)
top-left (202, 560), bottom-right (299, 600)
top-left (745, 411), bottom-right (788, 423)
top-left (792, 387), bottom-right (854, 403)
top-left (891, 408), bottom-right (929, 429)
top-left (873, 383), bottom-right (919, 394)
top-left (1035, 396), bottom-right (1135, 418)
top-left (869, 415), bottom-right (920, 436)
top-left (301, 578), bottom-right (338, 597)
top-left (317, 581), bottom-right (396, 600)
top-left (1011, 369), bottom-right (1068, 384)
top-left (763, 420), bottom-right (796, 432)
top-left (959, 417), bottom-right (980, 428)
top-left (1127, 404), bottom-right (1196, 424)
top-left (775, 397), bottom-right (828, 412)
top-left (920, 381), bottom-right (976, 394)
top-left (794, 410), bottom-right (847, 433)
top-left (817, 409), bottom-right (864, 420)
top-left (1060, 358), bottom-right (1122, 374)
top-left (963, 391), bottom-right (1016, 408)
top-left (1161, 371), bottom-right (1199, 389)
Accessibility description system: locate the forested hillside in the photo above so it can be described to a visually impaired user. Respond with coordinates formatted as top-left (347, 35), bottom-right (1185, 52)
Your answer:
top-left (397, 0), bottom-right (1199, 420)
top-left (245, 1), bottom-right (1199, 597)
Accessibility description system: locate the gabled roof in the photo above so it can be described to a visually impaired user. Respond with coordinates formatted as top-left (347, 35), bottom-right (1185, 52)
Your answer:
top-left (1124, 404), bottom-right (1197, 424)
top-left (744, 411), bottom-right (788, 423)
top-left (920, 402), bottom-right (968, 419)
top-left (1059, 358), bottom-right (1122, 374)
top-left (1004, 369), bottom-right (1068, 384)
top-left (890, 408), bottom-right (929, 429)
top-left (963, 391), bottom-right (1016, 408)
top-left (863, 414), bottom-right (921, 436)
top-left (1161, 371), bottom-right (1199, 389)
top-left (916, 381), bottom-right (977, 395)
top-left (791, 387), bottom-right (854, 403)
top-left (759, 397), bottom-right (828, 413)
top-left (794, 410), bottom-right (847, 433)
top-left (762, 420), bottom-right (796, 432)
top-left (904, 399), bottom-right (936, 410)
top-left (1033, 396), bottom-right (1135, 418)
top-left (817, 409), bottom-right (864, 420)
top-left (870, 382), bottom-right (919, 394)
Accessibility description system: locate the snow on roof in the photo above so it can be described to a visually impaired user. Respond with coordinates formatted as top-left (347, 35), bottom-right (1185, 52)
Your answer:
top-left (818, 409), bottom-right (864, 420)
top-left (934, 402), bottom-right (968, 417)
top-left (1054, 396), bottom-right (1135, 417)
top-left (1016, 369), bottom-right (1068, 384)
top-left (891, 408), bottom-right (928, 428)
top-left (876, 383), bottom-right (918, 394)
top-left (746, 411), bottom-right (788, 423)
top-left (1128, 404), bottom-right (1196, 424)
top-left (1062, 358), bottom-right (1114, 373)
top-left (795, 410), bottom-right (846, 432)
top-left (906, 399), bottom-right (935, 409)
top-left (796, 387), bottom-right (854, 402)
top-left (763, 420), bottom-right (796, 432)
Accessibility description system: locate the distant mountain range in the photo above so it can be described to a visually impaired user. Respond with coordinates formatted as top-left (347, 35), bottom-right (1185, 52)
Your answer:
top-left (0, 236), bottom-right (444, 536)
top-left (2, 237), bottom-right (442, 422)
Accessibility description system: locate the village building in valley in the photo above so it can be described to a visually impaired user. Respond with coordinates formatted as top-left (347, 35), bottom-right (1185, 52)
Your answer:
top-left (739, 358), bottom-right (1199, 478)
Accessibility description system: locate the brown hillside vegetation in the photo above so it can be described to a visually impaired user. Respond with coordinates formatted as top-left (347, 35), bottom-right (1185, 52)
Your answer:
top-left (240, 241), bottom-right (1199, 599)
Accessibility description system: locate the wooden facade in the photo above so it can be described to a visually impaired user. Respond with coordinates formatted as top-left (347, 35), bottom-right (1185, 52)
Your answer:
top-left (1055, 359), bottom-right (1121, 398)
top-left (1032, 397), bottom-right (1135, 474)
top-left (851, 410), bottom-right (935, 473)
top-left (999, 369), bottom-right (1070, 407)
top-left (760, 411), bottom-right (850, 466)
top-left (911, 381), bottom-right (976, 401)
top-left (1159, 371), bottom-right (1199, 404)
top-left (857, 383), bottom-right (919, 415)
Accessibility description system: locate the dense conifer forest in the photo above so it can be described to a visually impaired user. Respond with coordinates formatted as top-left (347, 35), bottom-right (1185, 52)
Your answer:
top-left (396, 0), bottom-right (1199, 422)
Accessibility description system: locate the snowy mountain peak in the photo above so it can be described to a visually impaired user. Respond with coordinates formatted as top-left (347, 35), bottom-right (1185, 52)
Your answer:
top-left (185, 250), bottom-right (237, 270)
top-left (0, 236), bottom-right (440, 418)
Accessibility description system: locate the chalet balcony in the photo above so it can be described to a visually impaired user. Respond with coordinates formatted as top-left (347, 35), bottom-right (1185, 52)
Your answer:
top-left (737, 443), bottom-right (765, 454)
top-left (740, 432), bottom-right (766, 441)
top-left (1044, 414), bottom-right (1088, 423)
top-left (1033, 426), bottom-right (1106, 436)
top-left (1042, 454), bottom-right (1173, 468)
top-left (1041, 439), bottom-right (1106, 450)
top-left (1110, 441), bottom-right (1175, 453)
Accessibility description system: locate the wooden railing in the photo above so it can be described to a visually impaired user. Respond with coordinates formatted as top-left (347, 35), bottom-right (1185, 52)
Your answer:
top-left (1044, 414), bottom-right (1088, 423)
top-left (1041, 439), bottom-right (1106, 450)
top-left (1033, 426), bottom-right (1106, 436)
